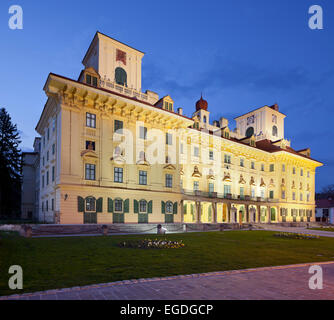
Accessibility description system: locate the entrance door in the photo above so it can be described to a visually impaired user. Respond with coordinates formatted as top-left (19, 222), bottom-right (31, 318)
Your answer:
top-left (113, 213), bottom-right (124, 223)
top-left (270, 208), bottom-right (276, 222)
top-left (138, 214), bottom-right (148, 223)
top-left (84, 212), bottom-right (97, 224)
top-left (165, 214), bottom-right (174, 223)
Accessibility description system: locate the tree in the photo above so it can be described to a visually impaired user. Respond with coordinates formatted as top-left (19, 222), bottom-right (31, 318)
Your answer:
top-left (0, 108), bottom-right (22, 218)
top-left (316, 184), bottom-right (334, 200)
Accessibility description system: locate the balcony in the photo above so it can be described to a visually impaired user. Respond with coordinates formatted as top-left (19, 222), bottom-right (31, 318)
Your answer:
top-left (181, 189), bottom-right (279, 203)
top-left (99, 80), bottom-right (149, 102)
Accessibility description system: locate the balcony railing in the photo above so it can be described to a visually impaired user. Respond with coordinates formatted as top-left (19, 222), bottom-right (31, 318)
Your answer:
top-left (181, 189), bottom-right (278, 203)
top-left (99, 80), bottom-right (148, 102)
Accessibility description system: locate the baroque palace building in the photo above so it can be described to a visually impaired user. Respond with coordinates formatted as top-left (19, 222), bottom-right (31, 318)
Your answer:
top-left (35, 31), bottom-right (322, 224)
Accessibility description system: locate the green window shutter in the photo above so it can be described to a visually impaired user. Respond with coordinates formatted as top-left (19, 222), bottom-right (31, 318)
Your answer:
top-left (148, 200), bottom-right (153, 214)
top-left (173, 202), bottom-right (178, 215)
top-left (134, 200), bottom-right (139, 213)
top-left (124, 199), bottom-right (129, 213)
top-left (161, 201), bottom-right (165, 214)
top-left (108, 198), bottom-right (113, 213)
top-left (78, 196), bottom-right (84, 212)
top-left (184, 204), bottom-right (187, 214)
top-left (96, 198), bottom-right (103, 213)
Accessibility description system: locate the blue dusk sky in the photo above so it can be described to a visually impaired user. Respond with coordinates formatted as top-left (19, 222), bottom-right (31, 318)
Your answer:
top-left (0, 0), bottom-right (333, 191)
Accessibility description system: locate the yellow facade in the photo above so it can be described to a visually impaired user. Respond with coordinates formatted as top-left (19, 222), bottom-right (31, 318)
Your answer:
top-left (35, 32), bottom-right (322, 225)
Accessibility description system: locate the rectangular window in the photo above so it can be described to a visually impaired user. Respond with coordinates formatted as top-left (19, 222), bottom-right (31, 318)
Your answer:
top-left (307, 171), bottom-right (310, 178)
top-left (180, 143), bottom-right (184, 154)
top-left (260, 189), bottom-right (265, 198)
top-left (52, 118), bottom-right (56, 132)
top-left (169, 103), bottom-right (173, 111)
top-left (47, 151), bottom-right (49, 162)
top-left (114, 167), bottom-right (123, 183)
top-left (86, 141), bottom-right (96, 151)
top-left (52, 144), bottom-right (56, 155)
top-left (240, 158), bottom-right (244, 167)
top-left (86, 113), bottom-right (96, 128)
top-left (139, 126), bottom-right (147, 140)
top-left (114, 120), bottom-right (123, 133)
top-left (166, 133), bottom-right (173, 145)
top-left (164, 101), bottom-right (169, 109)
top-left (282, 190), bottom-right (286, 199)
top-left (51, 199), bottom-right (54, 211)
top-left (46, 171), bottom-right (49, 185)
top-left (85, 164), bottom-right (96, 180)
top-left (92, 76), bottom-right (98, 87)
top-left (293, 167), bottom-right (296, 174)
top-left (224, 154), bottom-right (231, 164)
top-left (52, 166), bottom-right (55, 182)
top-left (209, 150), bottom-right (214, 160)
top-left (114, 199), bottom-right (123, 212)
top-left (209, 183), bottom-right (214, 193)
top-left (47, 128), bottom-right (50, 141)
top-left (251, 188), bottom-right (255, 198)
top-left (251, 162), bottom-right (255, 170)
top-left (240, 187), bottom-right (244, 199)
top-left (300, 169), bottom-right (303, 176)
top-left (270, 164), bottom-right (274, 172)
top-left (300, 193), bottom-right (303, 201)
top-left (86, 74), bottom-right (92, 85)
top-left (194, 146), bottom-right (199, 157)
top-left (46, 200), bottom-right (48, 211)
top-left (307, 193), bottom-right (310, 202)
top-left (282, 164), bottom-right (285, 172)
top-left (42, 175), bottom-right (44, 188)
top-left (165, 174), bottom-right (173, 188)
top-left (139, 170), bottom-right (147, 185)
top-left (261, 164), bottom-right (264, 171)
top-left (193, 181), bottom-right (199, 191)
top-left (269, 191), bottom-right (274, 199)
top-left (224, 185), bottom-right (231, 196)
top-left (292, 192), bottom-right (296, 200)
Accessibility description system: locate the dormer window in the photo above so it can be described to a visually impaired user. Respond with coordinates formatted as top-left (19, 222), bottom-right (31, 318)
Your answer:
top-left (86, 74), bottom-right (98, 87)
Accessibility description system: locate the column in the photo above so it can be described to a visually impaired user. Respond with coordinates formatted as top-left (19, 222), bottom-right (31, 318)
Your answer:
top-left (227, 203), bottom-right (231, 223)
top-left (267, 206), bottom-right (271, 224)
top-left (180, 200), bottom-right (184, 223)
top-left (196, 201), bottom-right (201, 223)
top-left (246, 205), bottom-right (249, 223)
top-left (213, 202), bottom-right (217, 223)
top-left (257, 205), bottom-right (261, 223)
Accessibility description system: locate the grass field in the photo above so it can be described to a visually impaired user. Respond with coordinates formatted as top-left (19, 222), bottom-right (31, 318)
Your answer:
top-left (1, 230), bottom-right (334, 296)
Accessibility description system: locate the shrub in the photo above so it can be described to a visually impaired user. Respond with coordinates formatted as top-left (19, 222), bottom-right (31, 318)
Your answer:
top-left (118, 239), bottom-right (185, 249)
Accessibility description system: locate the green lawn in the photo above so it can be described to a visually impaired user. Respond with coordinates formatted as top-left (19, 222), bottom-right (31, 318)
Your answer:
top-left (1, 230), bottom-right (334, 296)
top-left (309, 227), bottom-right (334, 232)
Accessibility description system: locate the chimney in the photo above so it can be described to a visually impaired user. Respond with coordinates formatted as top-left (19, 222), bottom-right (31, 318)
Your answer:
top-left (177, 107), bottom-right (183, 115)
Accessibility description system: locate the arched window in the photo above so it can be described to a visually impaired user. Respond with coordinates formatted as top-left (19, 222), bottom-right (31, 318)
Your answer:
top-left (166, 201), bottom-right (173, 213)
top-left (245, 127), bottom-right (254, 138)
top-left (272, 125), bottom-right (278, 137)
top-left (115, 67), bottom-right (127, 86)
top-left (85, 197), bottom-right (96, 212)
top-left (203, 116), bottom-right (207, 123)
top-left (139, 200), bottom-right (147, 213)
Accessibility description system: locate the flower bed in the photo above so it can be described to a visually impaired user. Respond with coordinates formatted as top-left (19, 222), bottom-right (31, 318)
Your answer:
top-left (118, 239), bottom-right (185, 249)
top-left (274, 232), bottom-right (319, 240)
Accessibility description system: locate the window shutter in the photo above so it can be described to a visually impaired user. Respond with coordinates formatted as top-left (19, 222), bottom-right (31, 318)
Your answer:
top-left (124, 199), bottom-right (129, 213)
top-left (161, 201), bottom-right (165, 214)
top-left (108, 198), bottom-right (113, 213)
top-left (134, 200), bottom-right (139, 213)
top-left (96, 198), bottom-right (103, 213)
top-left (148, 200), bottom-right (153, 214)
top-left (173, 202), bottom-right (178, 214)
top-left (78, 196), bottom-right (84, 212)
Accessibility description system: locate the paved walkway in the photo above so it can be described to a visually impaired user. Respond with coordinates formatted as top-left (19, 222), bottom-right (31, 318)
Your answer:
top-left (2, 261), bottom-right (334, 300)
top-left (259, 225), bottom-right (334, 238)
